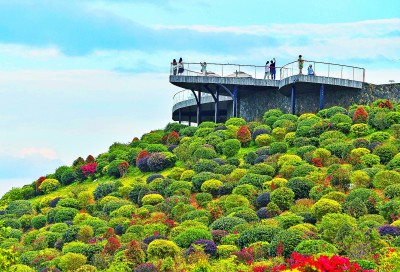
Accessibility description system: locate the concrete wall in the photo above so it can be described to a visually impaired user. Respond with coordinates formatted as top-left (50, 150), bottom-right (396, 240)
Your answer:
top-left (238, 83), bottom-right (400, 121)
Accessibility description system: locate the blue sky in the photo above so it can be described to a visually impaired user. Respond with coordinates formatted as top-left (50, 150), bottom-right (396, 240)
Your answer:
top-left (0, 0), bottom-right (399, 196)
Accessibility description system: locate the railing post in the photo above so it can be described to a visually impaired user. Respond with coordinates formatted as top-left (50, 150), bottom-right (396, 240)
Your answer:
top-left (255, 66), bottom-right (256, 79)
top-left (353, 68), bottom-right (354, 81)
top-left (291, 85), bottom-right (296, 115)
top-left (363, 69), bottom-right (365, 82)
top-left (328, 64), bottom-right (330, 77)
top-left (341, 66), bottom-right (343, 79)
top-left (222, 65), bottom-right (224, 77)
top-left (319, 84), bottom-right (324, 110)
top-left (233, 85), bottom-right (238, 117)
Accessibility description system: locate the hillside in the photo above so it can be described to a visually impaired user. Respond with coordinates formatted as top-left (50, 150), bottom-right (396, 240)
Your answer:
top-left (1, 99), bottom-right (400, 271)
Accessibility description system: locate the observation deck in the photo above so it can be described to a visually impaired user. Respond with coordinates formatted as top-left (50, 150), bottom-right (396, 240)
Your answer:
top-left (169, 60), bottom-right (365, 124)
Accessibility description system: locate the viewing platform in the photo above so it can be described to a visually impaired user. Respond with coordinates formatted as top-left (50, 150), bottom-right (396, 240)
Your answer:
top-left (169, 60), bottom-right (366, 124)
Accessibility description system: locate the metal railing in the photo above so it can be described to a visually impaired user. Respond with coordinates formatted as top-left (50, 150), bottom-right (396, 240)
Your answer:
top-left (280, 60), bottom-right (365, 82)
top-left (173, 89), bottom-right (231, 106)
top-left (170, 62), bottom-right (287, 80)
top-left (170, 60), bottom-right (365, 82)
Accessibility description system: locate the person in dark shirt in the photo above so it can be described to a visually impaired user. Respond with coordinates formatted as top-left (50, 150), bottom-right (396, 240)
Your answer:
top-left (270, 58), bottom-right (276, 80)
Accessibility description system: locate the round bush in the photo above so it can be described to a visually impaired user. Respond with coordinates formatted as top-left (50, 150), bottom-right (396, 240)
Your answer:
top-left (190, 239), bottom-right (217, 256)
top-left (55, 208), bottom-right (79, 223)
top-left (94, 182), bottom-right (116, 200)
top-left (193, 146), bottom-right (217, 161)
top-left (373, 144), bottom-right (398, 164)
top-left (58, 252), bottom-right (87, 271)
top-left (141, 194), bottom-right (164, 205)
top-left (311, 198), bottom-right (341, 220)
top-left (200, 179), bottom-right (223, 196)
top-left (350, 170), bottom-right (371, 188)
top-left (238, 226), bottom-right (280, 249)
top-left (270, 187), bottom-right (295, 211)
top-left (294, 239), bottom-right (338, 255)
top-left (38, 179), bottom-right (60, 194)
top-left (57, 198), bottom-right (81, 209)
top-left (224, 194), bottom-right (250, 211)
top-left (269, 229), bottom-right (303, 258)
top-left (222, 139), bottom-right (241, 157)
top-left (147, 239), bottom-right (180, 260)
top-left (255, 134), bottom-right (273, 147)
top-left (269, 142), bottom-right (287, 155)
top-left (31, 215), bottom-right (47, 230)
top-left (373, 170), bottom-right (400, 189)
top-left (226, 117), bottom-right (246, 127)
top-left (193, 159), bottom-right (220, 173)
top-left (384, 184), bottom-right (400, 199)
top-left (318, 213), bottom-right (357, 242)
top-left (286, 177), bottom-right (313, 199)
top-left (350, 123), bottom-right (370, 137)
top-left (210, 216), bottom-right (247, 232)
top-left (173, 228), bottom-right (212, 248)
top-left (256, 192), bottom-right (271, 209)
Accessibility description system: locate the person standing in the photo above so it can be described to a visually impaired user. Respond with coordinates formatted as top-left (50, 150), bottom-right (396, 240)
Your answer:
top-left (270, 58), bottom-right (276, 80)
top-left (308, 64), bottom-right (315, 76)
top-left (171, 59), bottom-right (177, 75)
top-left (200, 62), bottom-right (207, 76)
top-left (178, 58), bottom-right (184, 75)
top-left (264, 61), bottom-right (270, 79)
top-left (298, 55), bottom-right (304, 74)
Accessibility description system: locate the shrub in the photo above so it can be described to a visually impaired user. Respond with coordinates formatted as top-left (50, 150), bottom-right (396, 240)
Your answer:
top-left (370, 131), bottom-right (391, 143)
top-left (94, 182), bottom-right (116, 200)
top-left (58, 252), bottom-right (87, 271)
top-left (360, 154), bottom-right (380, 167)
top-left (142, 194), bottom-right (164, 206)
top-left (276, 213), bottom-right (304, 229)
top-left (146, 152), bottom-right (168, 172)
top-left (193, 146), bottom-right (217, 161)
top-left (193, 159), bottom-right (220, 173)
top-left (269, 142), bottom-right (287, 155)
top-left (294, 239), bottom-right (338, 255)
top-left (311, 198), bottom-right (341, 220)
top-left (269, 229), bottom-right (303, 258)
top-left (222, 139), bottom-right (241, 157)
top-left (256, 192), bottom-right (271, 209)
top-left (379, 199), bottom-right (400, 223)
top-left (352, 138), bottom-right (370, 149)
top-left (318, 213), bottom-right (357, 242)
top-left (224, 194), bottom-right (250, 211)
top-left (353, 106), bottom-right (369, 123)
top-left (378, 225), bottom-right (400, 237)
top-left (226, 117), bottom-right (246, 127)
top-left (226, 157), bottom-right (240, 166)
top-left (373, 144), bottom-right (398, 164)
top-left (345, 188), bottom-right (380, 214)
top-left (255, 134), bottom-right (273, 147)
top-left (199, 179), bottom-right (222, 196)
top-left (31, 215), bottom-right (47, 230)
top-left (373, 170), bottom-right (400, 189)
top-left (384, 184), bottom-right (400, 199)
top-left (57, 198), bottom-right (80, 209)
top-left (350, 123), bottom-right (369, 137)
top-left (270, 188), bottom-right (294, 211)
top-left (237, 226), bottom-right (280, 249)
top-left (350, 170), bottom-right (371, 188)
top-left (190, 239), bottom-right (217, 256)
top-left (173, 228), bottom-right (212, 248)
top-left (252, 128), bottom-right (271, 141)
top-left (210, 216), bottom-right (247, 232)
top-left (125, 240), bottom-right (145, 266)
top-left (286, 177), bottom-right (314, 199)
top-left (343, 197), bottom-right (367, 218)
top-left (192, 172), bottom-right (220, 191)
top-left (38, 179), bottom-right (60, 194)
top-left (55, 208), bottom-right (79, 223)
top-left (235, 126), bottom-right (252, 147)
top-left (180, 170), bottom-right (195, 181)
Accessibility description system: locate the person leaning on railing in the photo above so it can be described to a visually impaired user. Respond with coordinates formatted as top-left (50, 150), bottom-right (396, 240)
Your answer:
top-left (178, 58), bottom-right (184, 75)
top-left (200, 62), bottom-right (207, 76)
top-left (171, 59), bottom-right (177, 75)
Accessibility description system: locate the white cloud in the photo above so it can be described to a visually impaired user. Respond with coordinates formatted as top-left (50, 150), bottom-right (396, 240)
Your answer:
top-left (18, 147), bottom-right (58, 160)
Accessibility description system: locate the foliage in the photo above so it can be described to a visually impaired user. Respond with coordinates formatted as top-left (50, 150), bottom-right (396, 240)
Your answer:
top-left (222, 139), bottom-right (241, 157)
top-left (270, 188), bottom-right (295, 211)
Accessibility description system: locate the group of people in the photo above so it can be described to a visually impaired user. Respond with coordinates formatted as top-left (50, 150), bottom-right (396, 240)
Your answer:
top-left (171, 58), bottom-right (184, 75)
top-left (264, 58), bottom-right (277, 80)
top-left (298, 55), bottom-right (315, 76)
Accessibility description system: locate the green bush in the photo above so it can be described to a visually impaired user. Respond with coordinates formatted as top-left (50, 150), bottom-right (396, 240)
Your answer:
top-left (276, 213), bottom-right (304, 229)
top-left (7, 200), bottom-right (33, 217)
top-left (217, 245), bottom-right (239, 258)
top-left (168, 167), bottom-right (185, 180)
top-left (255, 134), bottom-right (273, 147)
top-left (345, 188), bottom-right (381, 214)
top-left (294, 239), bottom-right (338, 255)
top-left (50, 223), bottom-right (69, 233)
top-left (384, 184), bottom-right (400, 199)
top-left (222, 139), bottom-right (241, 157)
top-left (180, 170), bottom-right (196, 181)
top-left (342, 197), bottom-right (367, 218)
top-left (210, 216), bottom-right (247, 232)
top-left (370, 131), bottom-right (391, 143)
top-left (55, 208), bottom-right (79, 223)
top-left (237, 226), bottom-right (280, 248)
top-left (141, 194), bottom-right (164, 205)
top-left (107, 159), bottom-right (127, 178)
top-left (286, 177), bottom-right (313, 199)
top-left (270, 187), bottom-right (294, 211)
top-left (269, 229), bottom-right (303, 258)
top-left (201, 179), bottom-right (223, 196)
top-left (226, 117), bottom-right (246, 127)
top-left (141, 130), bottom-right (163, 144)
top-left (58, 252), bottom-right (87, 271)
top-left (165, 181), bottom-right (192, 196)
top-left (224, 194), bottom-right (250, 211)
top-left (195, 193), bottom-right (213, 207)
top-left (193, 146), bottom-right (217, 161)
top-left (193, 159), bottom-right (220, 173)
top-left (350, 170), bottom-right (371, 188)
top-left (379, 199), bottom-right (400, 223)
top-left (318, 213), bottom-right (357, 242)
top-left (373, 144), bottom-right (398, 164)
top-left (311, 198), bottom-right (341, 220)
top-left (173, 228), bottom-right (212, 248)
top-left (272, 127), bottom-right (286, 141)
top-left (249, 164), bottom-right (275, 176)
top-left (373, 170), bottom-right (400, 189)
top-left (57, 198), bottom-right (81, 209)
top-left (350, 124), bottom-right (370, 137)
top-left (31, 215), bottom-right (47, 230)
top-left (360, 154), bottom-right (380, 167)
top-left (147, 240), bottom-right (180, 260)
top-left (94, 182), bottom-right (116, 200)
top-left (269, 142), bottom-right (287, 155)
top-left (38, 179), bottom-right (60, 194)
top-left (192, 172), bottom-right (221, 191)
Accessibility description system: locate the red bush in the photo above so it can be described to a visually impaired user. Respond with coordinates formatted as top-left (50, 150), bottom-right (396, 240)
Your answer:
top-left (80, 162), bottom-right (98, 176)
top-left (103, 237), bottom-right (121, 255)
top-left (352, 106), bottom-right (368, 124)
top-left (167, 130), bottom-right (180, 145)
top-left (85, 155), bottom-right (95, 163)
top-left (125, 240), bottom-right (145, 266)
top-left (236, 125), bottom-right (252, 147)
top-left (118, 161), bottom-right (130, 177)
top-left (378, 100), bottom-right (393, 110)
top-left (36, 176), bottom-right (46, 192)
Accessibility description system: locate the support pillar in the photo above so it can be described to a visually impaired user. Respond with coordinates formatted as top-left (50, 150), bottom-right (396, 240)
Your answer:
top-left (214, 87), bottom-right (219, 123)
top-left (291, 85), bottom-right (296, 115)
top-left (319, 84), bottom-right (325, 110)
top-left (178, 109), bottom-right (182, 124)
top-left (233, 85), bottom-right (238, 117)
top-left (188, 115), bottom-right (191, 126)
top-left (197, 90), bottom-right (202, 125)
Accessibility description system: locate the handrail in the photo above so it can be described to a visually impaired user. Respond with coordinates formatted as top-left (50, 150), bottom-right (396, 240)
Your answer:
top-left (173, 89), bottom-right (231, 106)
top-left (279, 60), bottom-right (365, 82)
top-left (170, 60), bottom-right (365, 82)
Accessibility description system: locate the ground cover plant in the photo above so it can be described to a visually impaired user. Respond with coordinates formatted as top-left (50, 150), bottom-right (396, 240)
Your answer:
top-left (1, 100), bottom-right (400, 271)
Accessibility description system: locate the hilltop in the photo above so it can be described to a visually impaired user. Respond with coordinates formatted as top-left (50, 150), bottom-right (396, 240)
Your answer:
top-left (1, 99), bottom-right (400, 271)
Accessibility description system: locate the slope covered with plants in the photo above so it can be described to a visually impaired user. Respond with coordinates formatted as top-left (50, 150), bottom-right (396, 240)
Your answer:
top-left (1, 99), bottom-right (400, 271)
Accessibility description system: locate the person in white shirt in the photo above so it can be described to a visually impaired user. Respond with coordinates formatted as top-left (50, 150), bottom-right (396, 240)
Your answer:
top-left (264, 61), bottom-right (270, 79)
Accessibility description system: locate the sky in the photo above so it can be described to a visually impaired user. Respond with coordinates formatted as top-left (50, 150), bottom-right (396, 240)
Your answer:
top-left (0, 0), bottom-right (399, 196)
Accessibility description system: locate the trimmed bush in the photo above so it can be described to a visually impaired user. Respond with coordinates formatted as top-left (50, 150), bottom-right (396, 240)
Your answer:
top-left (270, 187), bottom-right (295, 211)
top-left (373, 170), bottom-right (400, 189)
top-left (311, 198), bottom-right (341, 220)
top-left (94, 182), bottom-right (116, 200)
top-left (294, 239), bottom-right (338, 255)
top-left (286, 177), bottom-right (314, 199)
top-left (147, 239), bottom-right (180, 260)
top-left (200, 179), bottom-right (223, 196)
top-left (237, 226), bottom-right (280, 249)
top-left (38, 179), bottom-right (60, 194)
top-left (193, 146), bottom-right (217, 161)
top-left (269, 229), bottom-right (303, 258)
top-left (210, 216), bottom-right (247, 232)
top-left (224, 194), bottom-right (250, 211)
top-left (222, 139), bottom-right (241, 157)
top-left (318, 213), bottom-right (357, 242)
top-left (173, 228), bottom-right (212, 248)
top-left (55, 208), bottom-right (79, 223)
top-left (58, 252), bottom-right (87, 271)
top-left (384, 184), bottom-right (400, 199)
top-left (141, 194), bottom-right (164, 205)
top-left (236, 125), bottom-right (252, 147)
top-left (193, 159), bottom-right (220, 173)
top-left (255, 134), bottom-right (273, 147)
top-left (31, 215), bottom-right (47, 230)
top-left (226, 117), bottom-right (246, 127)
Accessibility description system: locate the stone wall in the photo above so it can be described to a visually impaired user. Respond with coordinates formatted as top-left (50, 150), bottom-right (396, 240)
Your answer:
top-left (238, 83), bottom-right (400, 121)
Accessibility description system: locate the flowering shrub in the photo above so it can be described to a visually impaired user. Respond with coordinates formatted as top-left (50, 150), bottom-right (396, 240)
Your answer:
top-left (35, 176), bottom-right (46, 192)
top-left (103, 237), bottom-right (121, 255)
top-left (136, 150), bottom-right (150, 166)
top-left (236, 125), bottom-right (252, 147)
top-left (166, 130), bottom-right (180, 145)
top-left (378, 225), bottom-right (400, 237)
top-left (80, 163), bottom-right (97, 177)
top-left (125, 240), bottom-right (145, 266)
